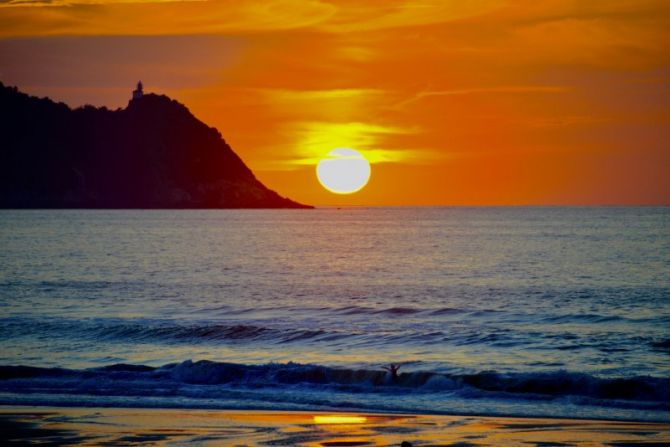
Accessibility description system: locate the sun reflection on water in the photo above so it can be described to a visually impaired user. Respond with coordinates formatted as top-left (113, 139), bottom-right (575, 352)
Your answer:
top-left (313, 415), bottom-right (367, 424)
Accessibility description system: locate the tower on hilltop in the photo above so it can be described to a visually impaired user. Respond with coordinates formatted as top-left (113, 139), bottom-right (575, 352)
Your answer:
top-left (132, 81), bottom-right (143, 100)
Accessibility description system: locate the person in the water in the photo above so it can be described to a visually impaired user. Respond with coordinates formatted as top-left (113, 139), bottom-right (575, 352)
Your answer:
top-left (383, 363), bottom-right (402, 381)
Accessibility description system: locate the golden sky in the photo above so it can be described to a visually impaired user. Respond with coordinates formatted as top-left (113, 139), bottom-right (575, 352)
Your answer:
top-left (1, 0), bottom-right (669, 205)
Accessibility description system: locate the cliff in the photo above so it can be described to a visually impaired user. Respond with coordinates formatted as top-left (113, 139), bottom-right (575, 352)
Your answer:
top-left (0, 83), bottom-right (311, 208)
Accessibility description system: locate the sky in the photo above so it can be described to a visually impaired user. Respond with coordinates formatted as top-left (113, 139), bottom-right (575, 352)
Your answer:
top-left (1, 0), bottom-right (669, 206)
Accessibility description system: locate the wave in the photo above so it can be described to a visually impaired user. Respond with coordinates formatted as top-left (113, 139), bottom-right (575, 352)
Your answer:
top-left (541, 314), bottom-right (626, 324)
top-left (0, 318), bottom-right (538, 349)
top-left (0, 319), bottom-right (344, 345)
top-left (1, 360), bottom-right (668, 408)
top-left (2, 316), bottom-right (667, 355)
top-left (651, 339), bottom-right (670, 350)
top-left (340, 306), bottom-right (464, 317)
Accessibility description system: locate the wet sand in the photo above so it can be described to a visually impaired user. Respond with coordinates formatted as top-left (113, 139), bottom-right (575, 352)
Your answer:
top-left (1, 407), bottom-right (669, 446)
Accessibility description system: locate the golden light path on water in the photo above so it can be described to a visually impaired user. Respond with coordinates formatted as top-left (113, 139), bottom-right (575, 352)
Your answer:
top-left (313, 415), bottom-right (368, 424)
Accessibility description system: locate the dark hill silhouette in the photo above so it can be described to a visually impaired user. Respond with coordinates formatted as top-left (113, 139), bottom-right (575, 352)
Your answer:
top-left (0, 83), bottom-right (311, 208)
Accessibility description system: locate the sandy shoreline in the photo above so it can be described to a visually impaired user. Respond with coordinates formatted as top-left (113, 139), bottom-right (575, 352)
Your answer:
top-left (2, 406), bottom-right (669, 446)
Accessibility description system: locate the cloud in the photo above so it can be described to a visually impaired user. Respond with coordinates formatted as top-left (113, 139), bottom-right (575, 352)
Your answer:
top-left (263, 88), bottom-right (382, 102)
top-left (391, 85), bottom-right (570, 110)
top-left (0, 0), bottom-right (503, 37)
top-left (0, 0), bottom-right (195, 5)
top-left (510, 15), bottom-right (670, 68)
top-left (0, 0), bottom-right (337, 36)
top-left (257, 88), bottom-right (384, 121)
top-left (288, 121), bottom-right (417, 154)
top-left (257, 120), bottom-right (435, 169)
top-left (317, 0), bottom-right (504, 33)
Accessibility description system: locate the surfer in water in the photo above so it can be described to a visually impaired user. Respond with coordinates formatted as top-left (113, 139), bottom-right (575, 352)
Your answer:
top-left (382, 363), bottom-right (402, 381)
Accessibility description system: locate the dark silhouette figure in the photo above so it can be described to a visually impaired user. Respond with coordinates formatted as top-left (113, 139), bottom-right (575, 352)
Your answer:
top-left (383, 363), bottom-right (402, 381)
top-left (0, 82), bottom-right (312, 209)
top-left (401, 441), bottom-right (413, 447)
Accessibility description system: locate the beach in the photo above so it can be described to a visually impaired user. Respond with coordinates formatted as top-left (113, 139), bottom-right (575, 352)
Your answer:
top-left (2, 407), bottom-right (670, 446)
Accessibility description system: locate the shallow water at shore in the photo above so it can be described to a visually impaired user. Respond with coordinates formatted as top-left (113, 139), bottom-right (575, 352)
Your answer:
top-left (2, 407), bottom-right (670, 447)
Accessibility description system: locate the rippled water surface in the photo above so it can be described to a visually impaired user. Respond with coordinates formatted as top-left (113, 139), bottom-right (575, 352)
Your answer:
top-left (0, 208), bottom-right (669, 420)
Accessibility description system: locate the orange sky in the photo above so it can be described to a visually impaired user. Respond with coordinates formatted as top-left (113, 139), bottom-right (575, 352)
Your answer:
top-left (1, 0), bottom-right (669, 205)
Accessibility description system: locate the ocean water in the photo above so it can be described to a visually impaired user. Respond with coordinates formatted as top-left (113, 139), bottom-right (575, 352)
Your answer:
top-left (0, 208), bottom-right (669, 421)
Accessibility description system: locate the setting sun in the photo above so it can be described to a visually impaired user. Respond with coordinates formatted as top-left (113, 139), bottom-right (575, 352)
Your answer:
top-left (316, 148), bottom-right (371, 195)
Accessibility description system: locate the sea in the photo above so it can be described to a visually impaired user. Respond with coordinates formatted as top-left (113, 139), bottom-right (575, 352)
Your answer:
top-left (0, 207), bottom-right (669, 422)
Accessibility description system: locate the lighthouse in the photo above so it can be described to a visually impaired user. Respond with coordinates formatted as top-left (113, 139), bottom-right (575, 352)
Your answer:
top-left (132, 81), bottom-right (143, 100)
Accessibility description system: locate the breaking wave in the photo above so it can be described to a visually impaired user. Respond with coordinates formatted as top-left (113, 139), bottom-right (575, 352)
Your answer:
top-left (1, 360), bottom-right (668, 419)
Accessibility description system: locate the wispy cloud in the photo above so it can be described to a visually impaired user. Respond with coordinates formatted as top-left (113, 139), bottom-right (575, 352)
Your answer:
top-left (288, 121), bottom-right (417, 156)
top-left (0, 0), bottom-right (204, 6)
top-left (391, 85), bottom-right (570, 110)
top-left (0, 0), bottom-right (337, 36)
top-left (263, 88), bottom-right (382, 102)
top-left (256, 121), bottom-right (437, 170)
top-left (318, 0), bottom-right (504, 33)
top-left (0, 0), bottom-right (503, 36)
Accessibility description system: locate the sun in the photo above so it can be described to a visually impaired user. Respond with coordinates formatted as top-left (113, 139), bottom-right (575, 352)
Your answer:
top-left (316, 148), bottom-right (371, 194)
